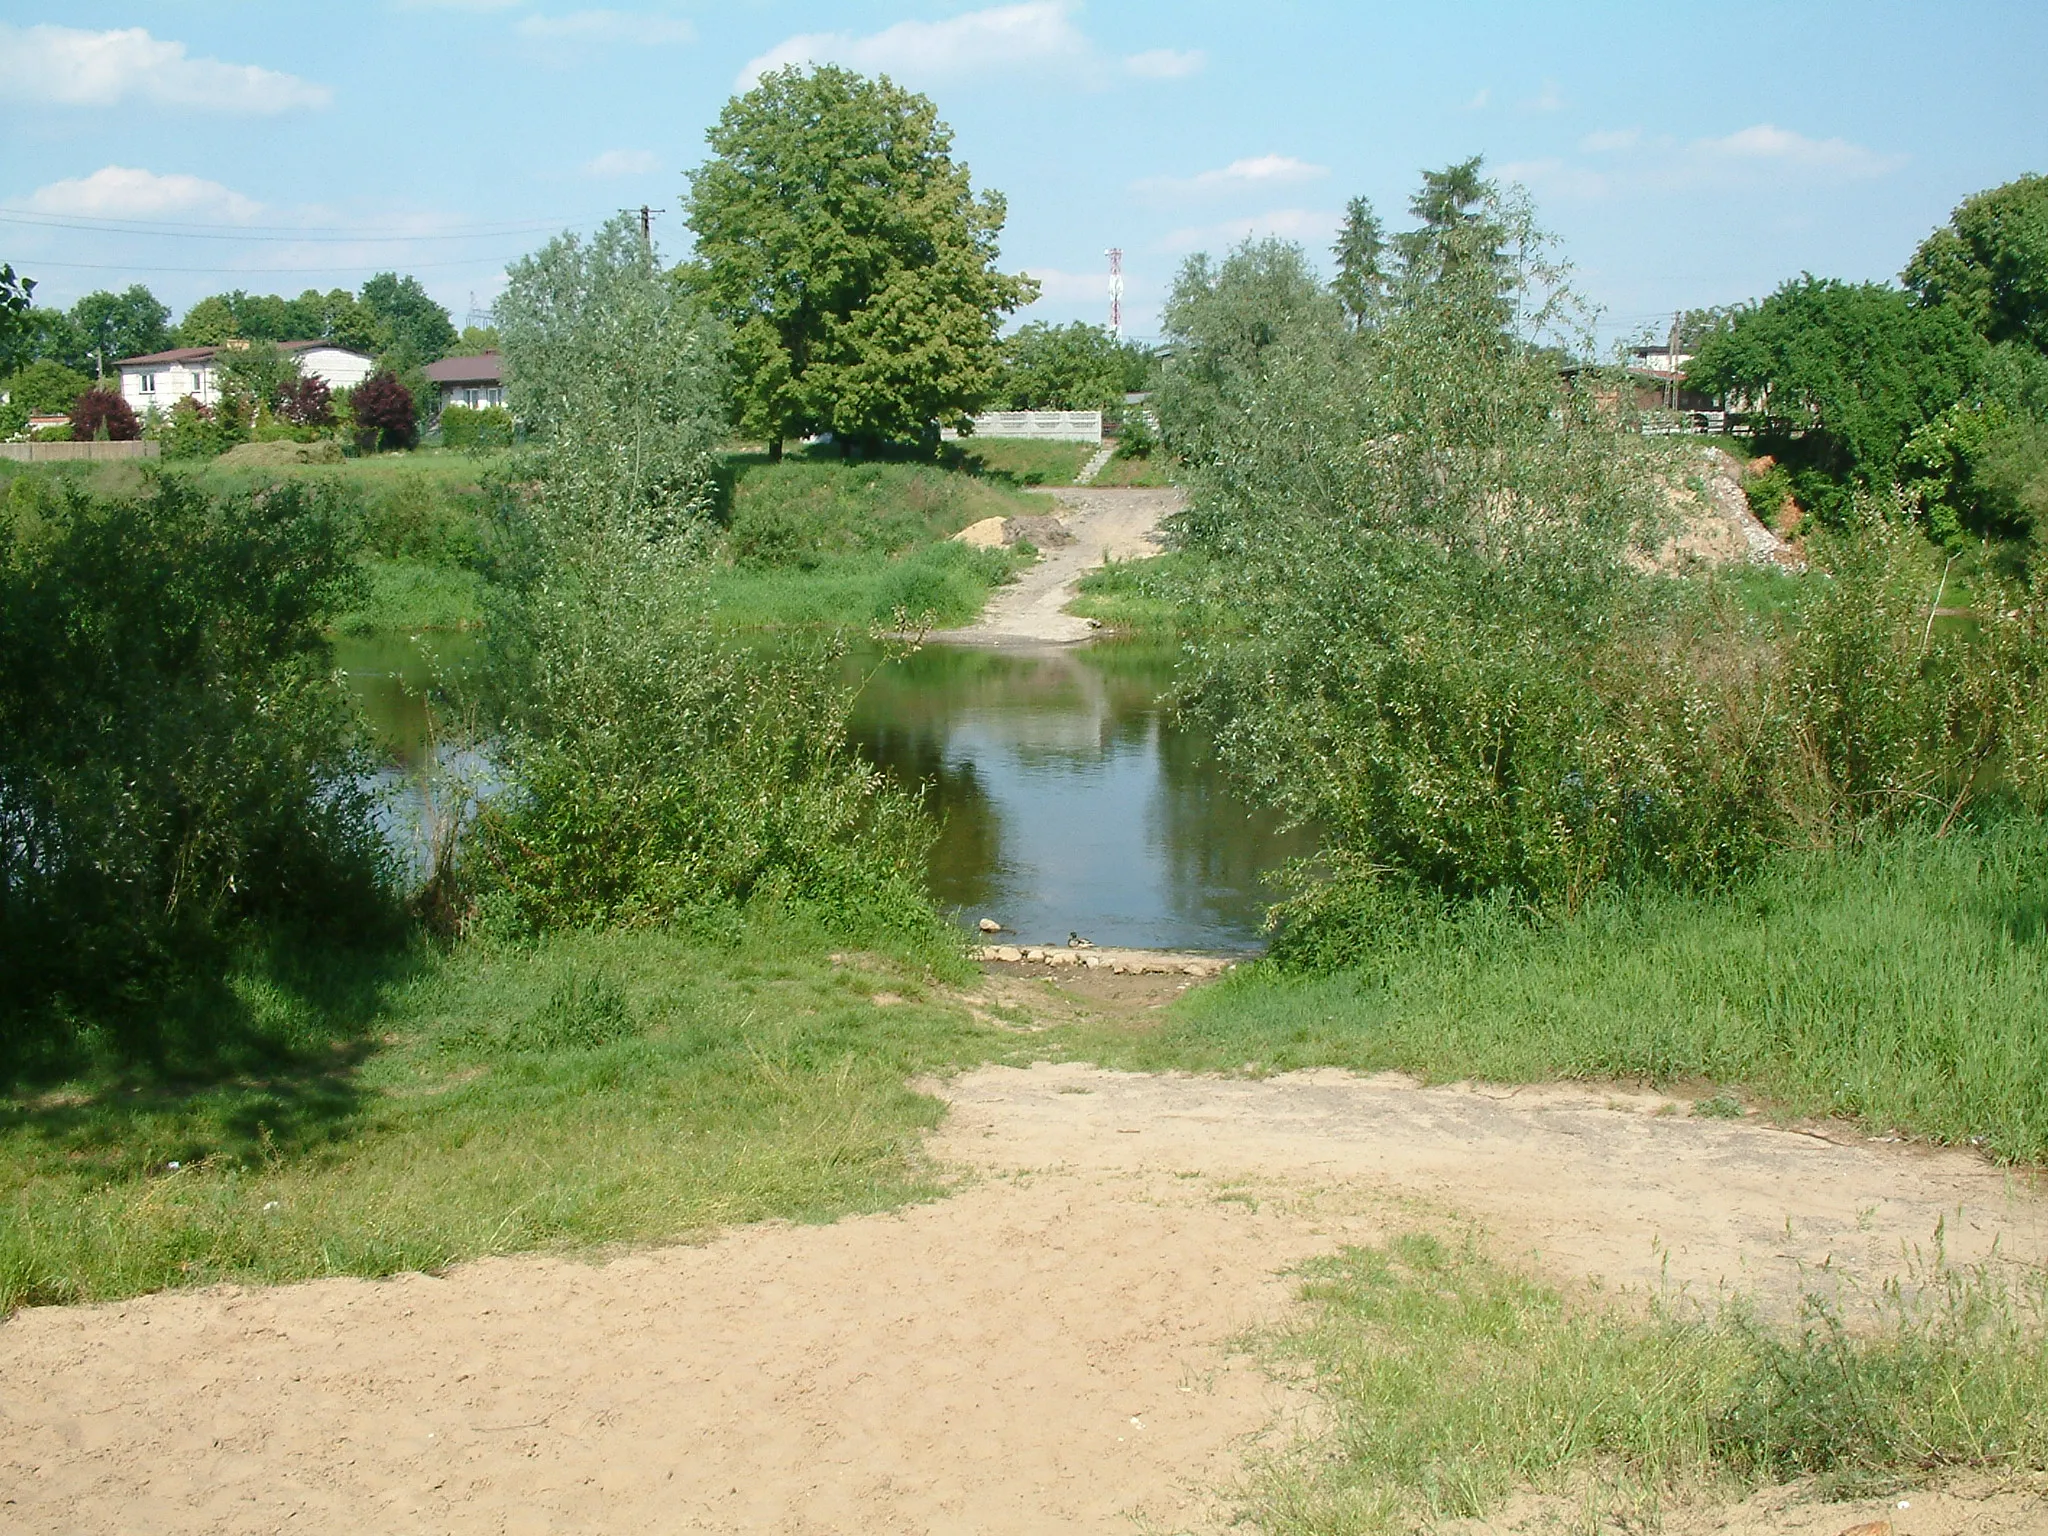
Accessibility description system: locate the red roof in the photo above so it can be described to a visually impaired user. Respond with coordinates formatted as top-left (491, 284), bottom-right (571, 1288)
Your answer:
top-left (114, 339), bottom-right (357, 367)
top-left (424, 352), bottom-right (502, 386)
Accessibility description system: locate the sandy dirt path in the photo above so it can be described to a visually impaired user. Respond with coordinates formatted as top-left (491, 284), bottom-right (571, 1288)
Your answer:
top-left (4, 1064), bottom-right (2046, 1535)
top-left (930, 486), bottom-right (1180, 646)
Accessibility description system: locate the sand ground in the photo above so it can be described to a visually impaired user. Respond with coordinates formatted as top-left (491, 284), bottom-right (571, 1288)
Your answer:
top-left (928, 485), bottom-right (1178, 646)
top-left (5, 1053), bottom-right (2047, 1535)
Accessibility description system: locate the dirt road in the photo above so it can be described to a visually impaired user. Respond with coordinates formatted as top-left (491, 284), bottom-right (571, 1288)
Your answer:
top-left (930, 485), bottom-right (1180, 646)
top-left (6, 1063), bottom-right (2045, 1535)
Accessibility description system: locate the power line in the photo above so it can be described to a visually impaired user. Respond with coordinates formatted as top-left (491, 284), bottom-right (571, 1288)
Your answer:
top-left (18, 254), bottom-right (529, 276)
top-left (0, 207), bottom-right (607, 240)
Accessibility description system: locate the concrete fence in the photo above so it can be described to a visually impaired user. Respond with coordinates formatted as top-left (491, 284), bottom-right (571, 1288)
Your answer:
top-left (940, 410), bottom-right (1102, 443)
top-left (0, 440), bottom-right (163, 463)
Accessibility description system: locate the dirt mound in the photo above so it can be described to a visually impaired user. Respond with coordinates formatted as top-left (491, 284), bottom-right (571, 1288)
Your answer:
top-left (215, 438), bottom-right (345, 467)
top-left (1643, 446), bottom-right (1802, 572)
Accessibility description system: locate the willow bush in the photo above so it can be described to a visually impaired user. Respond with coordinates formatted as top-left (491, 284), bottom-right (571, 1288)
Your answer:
top-left (1156, 167), bottom-right (2048, 957)
top-left (466, 215), bottom-right (939, 939)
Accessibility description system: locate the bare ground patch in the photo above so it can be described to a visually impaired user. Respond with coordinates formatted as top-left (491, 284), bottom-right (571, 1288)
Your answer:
top-left (4, 1048), bottom-right (2046, 1531)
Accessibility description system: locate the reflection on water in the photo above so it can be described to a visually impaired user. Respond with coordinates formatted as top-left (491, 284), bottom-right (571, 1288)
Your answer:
top-left (337, 629), bottom-right (1313, 951)
top-left (335, 630), bottom-right (495, 883)
top-left (850, 642), bottom-right (1315, 951)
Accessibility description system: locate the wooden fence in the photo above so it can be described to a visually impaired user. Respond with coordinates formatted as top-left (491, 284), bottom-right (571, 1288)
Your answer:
top-left (0, 440), bottom-right (162, 463)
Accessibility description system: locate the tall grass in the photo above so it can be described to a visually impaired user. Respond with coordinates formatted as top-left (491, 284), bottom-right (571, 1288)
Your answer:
top-left (1081, 823), bottom-right (2048, 1161)
top-left (1249, 1231), bottom-right (2048, 1534)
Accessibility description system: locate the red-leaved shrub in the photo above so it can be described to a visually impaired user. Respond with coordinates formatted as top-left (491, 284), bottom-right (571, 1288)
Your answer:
top-left (351, 371), bottom-right (416, 451)
top-left (69, 388), bottom-right (140, 442)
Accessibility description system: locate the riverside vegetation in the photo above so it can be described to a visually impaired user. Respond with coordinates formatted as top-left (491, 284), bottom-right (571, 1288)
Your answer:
top-left (5, 86), bottom-right (2048, 1535)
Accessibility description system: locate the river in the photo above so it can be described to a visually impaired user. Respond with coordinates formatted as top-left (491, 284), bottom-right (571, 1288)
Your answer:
top-left (337, 631), bottom-right (1313, 953)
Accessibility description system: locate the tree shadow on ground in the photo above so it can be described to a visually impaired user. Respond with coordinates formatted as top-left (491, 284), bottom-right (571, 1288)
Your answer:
top-left (0, 933), bottom-right (427, 1185)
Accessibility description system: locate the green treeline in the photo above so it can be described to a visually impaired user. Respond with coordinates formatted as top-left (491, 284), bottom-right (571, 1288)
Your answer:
top-left (1684, 174), bottom-right (2048, 545)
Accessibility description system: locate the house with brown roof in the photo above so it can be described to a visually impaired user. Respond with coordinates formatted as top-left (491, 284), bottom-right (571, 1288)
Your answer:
top-left (424, 352), bottom-right (505, 412)
top-left (114, 340), bottom-right (377, 416)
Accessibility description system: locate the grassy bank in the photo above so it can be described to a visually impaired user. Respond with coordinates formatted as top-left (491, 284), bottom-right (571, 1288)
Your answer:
top-left (711, 453), bottom-right (1042, 629)
top-left (0, 908), bottom-right (1003, 1312)
top-left (1247, 1230), bottom-right (2048, 1534)
top-left (1078, 824), bottom-right (2048, 1162)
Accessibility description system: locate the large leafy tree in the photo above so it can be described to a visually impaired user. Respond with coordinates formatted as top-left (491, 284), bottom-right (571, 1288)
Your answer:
top-left (358, 272), bottom-right (456, 365)
top-left (68, 286), bottom-right (172, 368)
top-left (1904, 174), bottom-right (2048, 350)
top-left (992, 322), bottom-right (1129, 410)
top-left (1685, 277), bottom-right (1984, 488)
top-left (178, 282), bottom-right (430, 357)
top-left (683, 64), bottom-right (1036, 456)
top-left (0, 263), bottom-right (35, 374)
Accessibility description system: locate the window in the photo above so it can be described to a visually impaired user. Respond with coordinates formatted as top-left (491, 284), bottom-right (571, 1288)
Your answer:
top-left (139, 373), bottom-right (156, 394)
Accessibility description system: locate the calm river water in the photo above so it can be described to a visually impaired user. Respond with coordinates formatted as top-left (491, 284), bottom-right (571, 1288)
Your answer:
top-left (336, 632), bottom-right (1313, 952)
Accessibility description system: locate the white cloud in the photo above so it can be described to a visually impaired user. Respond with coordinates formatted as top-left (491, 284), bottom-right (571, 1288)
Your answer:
top-left (1462, 87), bottom-right (1490, 111)
top-left (517, 10), bottom-right (696, 44)
top-left (1139, 155), bottom-right (1328, 198)
top-left (1580, 127), bottom-right (1640, 153)
top-left (739, 2), bottom-right (1087, 88)
top-left (1693, 123), bottom-right (1902, 178)
top-left (1497, 158), bottom-right (1611, 201)
top-left (0, 24), bottom-right (331, 112)
top-left (1023, 266), bottom-right (1117, 303)
top-left (25, 165), bottom-right (264, 222)
top-left (1524, 79), bottom-right (1566, 112)
top-left (583, 148), bottom-right (662, 178)
top-left (1161, 207), bottom-right (1341, 254)
top-left (1124, 48), bottom-right (1204, 80)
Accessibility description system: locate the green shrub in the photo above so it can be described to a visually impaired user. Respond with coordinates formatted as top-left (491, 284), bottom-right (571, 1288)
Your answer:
top-left (1742, 462), bottom-right (1795, 525)
top-left (438, 404), bottom-right (514, 451)
top-left (1159, 168), bottom-right (2048, 925)
top-left (0, 476), bottom-right (388, 1061)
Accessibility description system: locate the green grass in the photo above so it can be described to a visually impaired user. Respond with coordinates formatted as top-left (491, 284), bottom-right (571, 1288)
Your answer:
top-left (1087, 449), bottom-right (1179, 487)
top-left (708, 539), bottom-right (1025, 629)
top-left (716, 454), bottom-right (1042, 629)
top-left (336, 556), bottom-right (489, 633)
top-left (938, 437), bottom-right (1096, 485)
top-left (0, 909), bottom-right (1006, 1312)
top-left (1068, 551), bottom-right (1205, 633)
top-left (1247, 1230), bottom-right (2048, 1534)
top-left (1075, 824), bottom-right (2048, 1162)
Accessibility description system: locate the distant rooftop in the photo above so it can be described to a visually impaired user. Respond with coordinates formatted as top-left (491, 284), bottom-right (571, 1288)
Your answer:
top-left (424, 351), bottom-right (502, 385)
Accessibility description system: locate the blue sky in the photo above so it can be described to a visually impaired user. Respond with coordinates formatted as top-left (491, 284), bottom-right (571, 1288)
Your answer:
top-left (3, 2), bottom-right (2043, 351)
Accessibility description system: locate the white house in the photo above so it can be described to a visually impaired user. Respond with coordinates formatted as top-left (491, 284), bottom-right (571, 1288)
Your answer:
top-left (114, 340), bottom-right (377, 416)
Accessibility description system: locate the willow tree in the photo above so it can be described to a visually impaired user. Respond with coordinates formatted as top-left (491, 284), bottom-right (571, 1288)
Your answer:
top-left (683, 64), bottom-right (1037, 457)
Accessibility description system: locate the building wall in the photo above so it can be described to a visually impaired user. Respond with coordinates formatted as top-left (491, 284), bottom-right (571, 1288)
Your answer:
top-left (938, 410), bottom-right (1103, 442)
top-left (120, 362), bottom-right (211, 416)
top-left (298, 347), bottom-right (377, 392)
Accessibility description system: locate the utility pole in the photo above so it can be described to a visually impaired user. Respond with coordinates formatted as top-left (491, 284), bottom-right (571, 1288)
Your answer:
top-left (1106, 248), bottom-right (1124, 341)
top-left (622, 205), bottom-right (666, 249)
top-left (1667, 310), bottom-right (1682, 412)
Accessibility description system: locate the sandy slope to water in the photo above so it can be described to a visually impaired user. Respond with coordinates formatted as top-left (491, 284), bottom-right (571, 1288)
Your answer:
top-left (5, 1062), bottom-right (2048, 1535)
top-left (929, 485), bottom-right (1180, 646)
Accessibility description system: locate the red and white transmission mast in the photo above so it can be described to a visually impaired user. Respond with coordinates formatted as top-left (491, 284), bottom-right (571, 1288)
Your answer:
top-left (1106, 247), bottom-right (1124, 340)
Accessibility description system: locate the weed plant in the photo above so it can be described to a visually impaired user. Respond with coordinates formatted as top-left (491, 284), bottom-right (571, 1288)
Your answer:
top-left (1247, 1231), bottom-right (2048, 1534)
